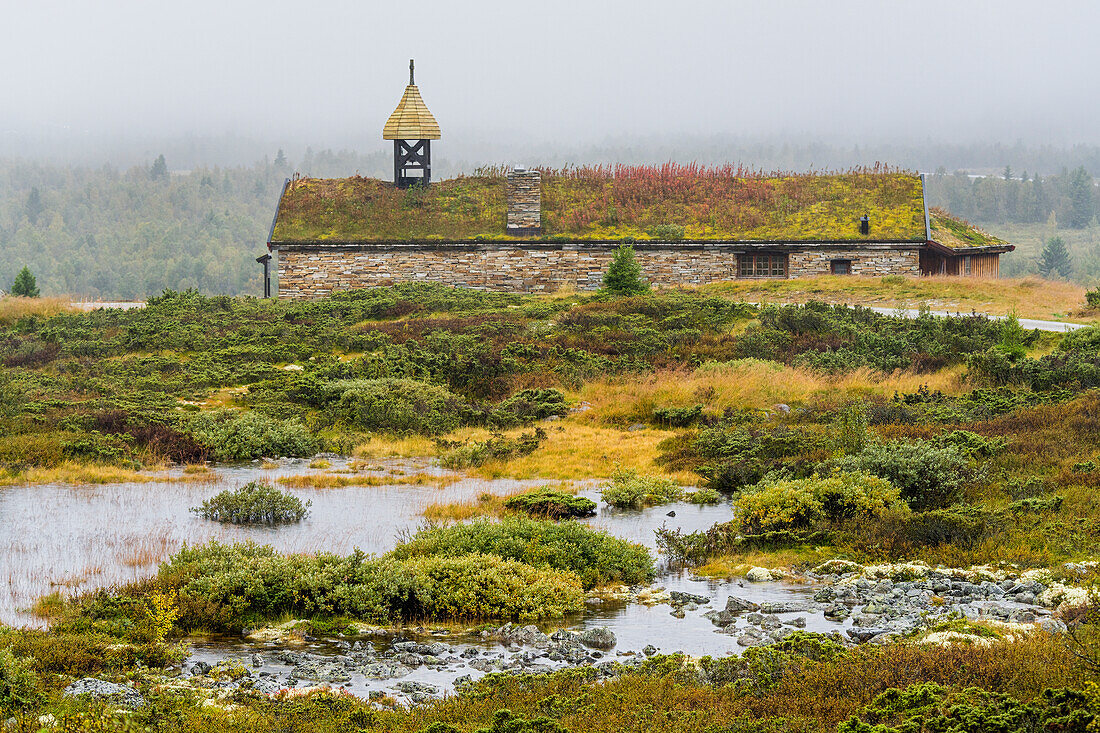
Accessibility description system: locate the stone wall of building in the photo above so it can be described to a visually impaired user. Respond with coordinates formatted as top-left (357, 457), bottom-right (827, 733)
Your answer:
top-left (506, 168), bottom-right (541, 235)
top-left (274, 243), bottom-right (923, 299)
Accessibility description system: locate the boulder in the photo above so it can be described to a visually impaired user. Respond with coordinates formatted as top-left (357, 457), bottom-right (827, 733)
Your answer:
top-left (577, 627), bottom-right (617, 649)
top-left (725, 596), bottom-right (760, 613)
top-left (746, 567), bottom-right (776, 582)
top-left (64, 678), bottom-right (145, 709)
top-left (670, 591), bottom-right (710, 606)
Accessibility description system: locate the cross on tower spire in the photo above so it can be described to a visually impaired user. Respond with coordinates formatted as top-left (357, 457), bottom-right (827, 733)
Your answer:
top-left (409, 59), bottom-right (414, 85)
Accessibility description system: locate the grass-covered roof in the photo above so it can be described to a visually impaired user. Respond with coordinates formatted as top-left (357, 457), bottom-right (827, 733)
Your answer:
top-left (269, 164), bottom-right (989, 246)
top-left (929, 208), bottom-right (1008, 249)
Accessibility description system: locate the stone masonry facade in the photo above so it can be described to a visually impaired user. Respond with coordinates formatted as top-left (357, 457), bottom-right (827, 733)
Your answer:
top-left (273, 243), bottom-right (922, 299)
top-left (505, 168), bottom-right (542, 235)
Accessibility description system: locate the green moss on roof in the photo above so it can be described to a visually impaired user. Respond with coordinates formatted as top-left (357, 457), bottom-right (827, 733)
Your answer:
top-left (929, 208), bottom-right (1008, 249)
top-left (270, 165), bottom-right (929, 244)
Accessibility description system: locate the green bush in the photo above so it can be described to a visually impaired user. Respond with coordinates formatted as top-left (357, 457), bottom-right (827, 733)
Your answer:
top-left (600, 467), bottom-right (683, 509)
top-left (503, 488), bottom-right (597, 519)
top-left (191, 481), bottom-right (311, 525)
top-left (437, 428), bottom-right (546, 469)
top-left (331, 378), bottom-right (468, 435)
top-left (406, 554), bottom-right (583, 620)
top-left (733, 472), bottom-right (905, 536)
top-left (390, 518), bottom-right (654, 589)
top-left (686, 488), bottom-right (722, 505)
top-left (838, 682), bottom-right (1098, 733)
top-left (821, 441), bottom-right (972, 511)
top-left (602, 244), bottom-right (650, 295)
top-left (1088, 288), bottom-right (1100, 309)
top-left (489, 389), bottom-right (569, 427)
top-left (154, 542), bottom-right (583, 629)
top-left (0, 647), bottom-right (41, 712)
top-left (929, 429), bottom-right (1006, 458)
top-left (653, 404), bottom-right (704, 427)
top-left (188, 409), bottom-right (319, 460)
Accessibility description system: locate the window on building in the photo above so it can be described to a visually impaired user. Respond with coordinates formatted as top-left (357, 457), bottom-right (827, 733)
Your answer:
top-left (738, 253), bottom-right (787, 278)
top-left (963, 256), bottom-right (972, 275)
top-left (831, 259), bottom-right (852, 275)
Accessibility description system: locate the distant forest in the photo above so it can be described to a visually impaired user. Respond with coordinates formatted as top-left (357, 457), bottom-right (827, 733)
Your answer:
top-left (0, 142), bottom-right (1098, 298)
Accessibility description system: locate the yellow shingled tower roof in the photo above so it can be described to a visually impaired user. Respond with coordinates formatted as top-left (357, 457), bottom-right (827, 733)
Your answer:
top-left (382, 60), bottom-right (441, 140)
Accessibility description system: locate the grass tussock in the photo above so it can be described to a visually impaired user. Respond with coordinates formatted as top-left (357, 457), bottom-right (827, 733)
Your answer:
top-left (0, 296), bottom-right (75, 327)
top-left (0, 461), bottom-right (212, 487)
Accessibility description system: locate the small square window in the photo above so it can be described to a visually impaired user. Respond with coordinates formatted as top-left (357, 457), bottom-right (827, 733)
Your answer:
top-left (831, 259), bottom-right (851, 275)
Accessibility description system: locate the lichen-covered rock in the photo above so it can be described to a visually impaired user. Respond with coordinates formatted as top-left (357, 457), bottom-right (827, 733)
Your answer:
top-left (64, 678), bottom-right (145, 709)
top-left (577, 627), bottom-right (616, 649)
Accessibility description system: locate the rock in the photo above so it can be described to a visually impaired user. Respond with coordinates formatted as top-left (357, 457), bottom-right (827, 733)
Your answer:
top-left (190, 661), bottom-right (212, 675)
top-left (643, 645), bottom-right (658, 656)
top-left (395, 680), bottom-right (439, 702)
top-left (578, 627), bottom-right (616, 649)
top-left (773, 403), bottom-right (791, 414)
top-left (846, 628), bottom-right (888, 643)
top-left (64, 678), bottom-right (145, 709)
top-left (737, 631), bottom-right (769, 647)
top-left (725, 596), bottom-right (760, 613)
top-left (759, 601), bottom-right (809, 614)
top-left (746, 567), bottom-right (776, 582)
top-left (760, 614), bottom-right (782, 630)
top-left (251, 654), bottom-right (264, 667)
top-left (291, 661), bottom-right (350, 684)
top-left (705, 610), bottom-right (735, 627)
top-left (666, 510), bottom-right (676, 517)
top-left (246, 677), bottom-right (281, 695)
top-left (812, 559), bottom-right (862, 575)
top-left (670, 591), bottom-right (710, 606)
top-left (786, 616), bottom-right (807, 628)
top-left (823, 603), bottom-right (851, 620)
top-left (627, 423), bottom-right (647, 432)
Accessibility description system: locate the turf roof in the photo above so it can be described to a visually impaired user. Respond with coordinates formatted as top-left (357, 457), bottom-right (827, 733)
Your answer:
top-left (929, 208), bottom-right (1008, 249)
top-left (269, 166), bottom-right (994, 247)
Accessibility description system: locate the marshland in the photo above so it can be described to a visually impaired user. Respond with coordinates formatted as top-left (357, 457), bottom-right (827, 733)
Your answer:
top-left (3, 280), bottom-right (1100, 731)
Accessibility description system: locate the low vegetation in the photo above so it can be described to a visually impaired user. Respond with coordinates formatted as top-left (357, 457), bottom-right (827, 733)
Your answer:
top-left (599, 467), bottom-right (683, 508)
top-left (502, 488), bottom-right (596, 519)
top-left (191, 481), bottom-right (311, 525)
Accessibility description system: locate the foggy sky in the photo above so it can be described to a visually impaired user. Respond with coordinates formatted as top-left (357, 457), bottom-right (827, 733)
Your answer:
top-left (2, 0), bottom-right (1098, 158)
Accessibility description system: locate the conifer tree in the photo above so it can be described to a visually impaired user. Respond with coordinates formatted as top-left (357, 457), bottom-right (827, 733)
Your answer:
top-left (1067, 166), bottom-right (1095, 229)
top-left (602, 245), bottom-right (650, 295)
top-left (10, 266), bottom-right (40, 297)
top-left (150, 154), bottom-right (168, 181)
top-left (24, 187), bottom-right (43, 225)
top-left (1038, 236), bottom-right (1073, 279)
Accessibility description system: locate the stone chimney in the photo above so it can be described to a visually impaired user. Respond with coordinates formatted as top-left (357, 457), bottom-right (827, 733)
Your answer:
top-left (506, 167), bottom-right (541, 236)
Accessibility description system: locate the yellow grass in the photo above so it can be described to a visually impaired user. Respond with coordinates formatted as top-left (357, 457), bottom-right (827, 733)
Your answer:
top-left (576, 361), bottom-right (965, 426)
top-left (277, 471), bottom-right (457, 489)
top-left (0, 461), bottom-right (216, 487)
top-left (353, 434), bottom-right (436, 459)
top-left (442, 423), bottom-right (698, 483)
top-left (693, 547), bottom-right (837, 578)
top-left (0, 296), bottom-right (75, 326)
top-left (699, 275), bottom-right (1097, 323)
top-left (422, 483), bottom-right (582, 521)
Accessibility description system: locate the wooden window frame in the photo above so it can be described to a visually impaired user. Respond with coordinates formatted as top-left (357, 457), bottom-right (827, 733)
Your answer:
top-left (738, 252), bottom-right (788, 279)
top-left (963, 255), bottom-right (972, 275)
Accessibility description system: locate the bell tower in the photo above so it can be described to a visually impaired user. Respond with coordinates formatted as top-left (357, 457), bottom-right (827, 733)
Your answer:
top-left (382, 60), bottom-right (441, 188)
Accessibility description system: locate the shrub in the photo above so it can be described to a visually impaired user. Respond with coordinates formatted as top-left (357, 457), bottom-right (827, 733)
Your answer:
top-left (191, 481), bottom-right (311, 525)
top-left (437, 428), bottom-right (546, 469)
top-left (406, 554), bottom-right (583, 620)
top-left (600, 467), bottom-right (682, 508)
top-left (503, 488), bottom-right (596, 519)
top-left (602, 244), bottom-right (650, 295)
top-left (489, 389), bottom-right (569, 427)
top-left (653, 404), bottom-right (704, 427)
top-left (822, 441), bottom-right (972, 511)
top-left (331, 378), bottom-right (469, 435)
top-left (848, 506), bottom-right (1002, 554)
top-left (733, 482), bottom-right (824, 535)
top-left (929, 429), bottom-right (1006, 458)
top-left (647, 223), bottom-right (686, 241)
top-left (1088, 287), bottom-right (1100, 309)
top-left (390, 518), bottom-right (654, 589)
top-left (188, 409), bottom-right (319, 460)
top-left (0, 647), bottom-right (41, 711)
top-left (686, 488), bottom-right (721, 505)
top-left (153, 542), bottom-right (583, 629)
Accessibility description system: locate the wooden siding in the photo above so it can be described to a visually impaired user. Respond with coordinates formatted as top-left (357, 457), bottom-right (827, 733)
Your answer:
top-left (920, 250), bottom-right (1001, 278)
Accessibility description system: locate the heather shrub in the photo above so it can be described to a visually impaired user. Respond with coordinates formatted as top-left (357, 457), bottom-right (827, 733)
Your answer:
top-left (503, 488), bottom-right (596, 519)
top-left (437, 428), bottom-right (546, 469)
top-left (405, 554), bottom-right (583, 620)
top-left (821, 441), bottom-right (972, 511)
top-left (653, 404), bottom-right (704, 427)
top-left (188, 409), bottom-right (318, 460)
top-left (390, 518), bottom-right (654, 589)
top-left (600, 467), bottom-right (682, 508)
top-left (191, 482), bottom-right (311, 525)
top-left (489, 389), bottom-right (569, 427)
top-left (331, 378), bottom-right (468, 435)
top-left (0, 647), bottom-right (41, 712)
top-left (153, 542), bottom-right (583, 629)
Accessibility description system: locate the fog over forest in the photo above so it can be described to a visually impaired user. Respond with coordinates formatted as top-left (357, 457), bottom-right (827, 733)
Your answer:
top-left (1, 0), bottom-right (1098, 297)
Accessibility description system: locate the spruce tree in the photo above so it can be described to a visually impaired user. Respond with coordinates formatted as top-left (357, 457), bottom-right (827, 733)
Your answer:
top-left (602, 244), bottom-right (649, 295)
top-left (150, 154), bottom-right (168, 181)
top-left (1038, 236), bottom-right (1073, 279)
top-left (1067, 166), bottom-right (1095, 229)
top-left (10, 266), bottom-right (40, 297)
top-left (24, 187), bottom-right (43, 225)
